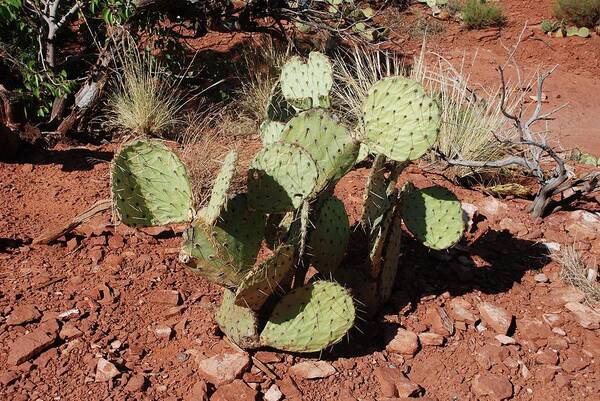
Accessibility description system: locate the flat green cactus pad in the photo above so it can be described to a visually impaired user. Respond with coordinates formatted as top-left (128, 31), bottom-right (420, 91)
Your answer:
top-left (201, 150), bottom-right (238, 225)
top-left (180, 194), bottom-right (264, 286)
top-left (214, 194), bottom-right (265, 270)
top-left (401, 185), bottom-right (464, 250)
top-left (280, 52), bottom-right (334, 111)
top-left (361, 154), bottom-right (390, 231)
top-left (281, 109), bottom-right (359, 193)
top-left (260, 281), bottom-right (355, 353)
top-left (178, 220), bottom-right (242, 288)
top-left (248, 142), bottom-right (318, 212)
top-left (111, 139), bottom-right (193, 227)
top-left (362, 76), bottom-right (440, 162)
top-left (260, 120), bottom-right (286, 146)
top-left (309, 197), bottom-right (350, 274)
top-left (216, 289), bottom-right (260, 349)
top-left (266, 81), bottom-right (296, 122)
top-left (234, 244), bottom-right (295, 311)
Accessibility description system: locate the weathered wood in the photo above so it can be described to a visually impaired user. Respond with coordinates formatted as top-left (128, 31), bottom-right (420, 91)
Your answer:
top-left (33, 199), bottom-right (112, 245)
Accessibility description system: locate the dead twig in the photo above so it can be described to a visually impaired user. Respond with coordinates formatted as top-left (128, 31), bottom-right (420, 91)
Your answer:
top-left (32, 198), bottom-right (112, 245)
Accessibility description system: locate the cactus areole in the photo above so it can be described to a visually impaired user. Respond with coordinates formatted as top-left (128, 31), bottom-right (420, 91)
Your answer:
top-left (110, 51), bottom-right (464, 354)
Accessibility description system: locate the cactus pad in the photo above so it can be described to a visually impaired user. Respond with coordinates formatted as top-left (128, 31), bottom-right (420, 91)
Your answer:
top-left (362, 76), bottom-right (440, 162)
top-left (111, 139), bottom-right (193, 227)
top-left (213, 194), bottom-right (265, 270)
top-left (234, 245), bottom-right (295, 310)
top-left (178, 220), bottom-right (242, 288)
top-left (260, 120), bottom-right (286, 146)
top-left (260, 281), bottom-right (355, 353)
top-left (201, 150), bottom-right (238, 225)
top-left (248, 142), bottom-right (318, 212)
top-left (401, 185), bottom-right (464, 250)
top-left (280, 52), bottom-right (334, 111)
top-left (309, 197), bottom-right (350, 274)
top-left (216, 289), bottom-right (260, 349)
top-left (281, 109), bottom-right (359, 192)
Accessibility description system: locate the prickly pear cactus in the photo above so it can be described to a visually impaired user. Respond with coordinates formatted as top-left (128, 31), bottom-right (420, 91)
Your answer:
top-left (234, 245), bottom-right (295, 310)
top-left (362, 76), bottom-right (440, 162)
top-left (248, 142), bottom-right (319, 212)
top-left (260, 121), bottom-right (286, 146)
top-left (260, 281), bottom-right (355, 352)
top-left (111, 139), bottom-right (193, 227)
top-left (200, 149), bottom-right (238, 225)
top-left (280, 52), bottom-right (334, 111)
top-left (266, 82), bottom-right (296, 123)
top-left (401, 185), bottom-right (465, 250)
top-left (281, 109), bottom-right (359, 192)
top-left (308, 197), bottom-right (350, 274)
top-left (217, 289), bottom-right (260, 349)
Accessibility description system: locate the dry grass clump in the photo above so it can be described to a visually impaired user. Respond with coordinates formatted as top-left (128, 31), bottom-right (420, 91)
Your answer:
top-left (178, 103), bottom-right (259, 206)
top-left (236, 38), bottom-right (291, 125)
top-left (554, 245), bottom-right (600, 305)
top-left (554, 0), bottom-right (600, 28)
top-left (106, 35), bottom-right (185, 138)
top-left (411, 45), bottom-right (522, 180)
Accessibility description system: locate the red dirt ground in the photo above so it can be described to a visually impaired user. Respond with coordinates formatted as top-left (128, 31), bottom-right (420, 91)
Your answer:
top-left (1, 1), bottom-right (600, 401)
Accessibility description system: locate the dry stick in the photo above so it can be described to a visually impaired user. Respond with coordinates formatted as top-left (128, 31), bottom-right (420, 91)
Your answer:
top-left (32, 198), bottom-right (111, 245)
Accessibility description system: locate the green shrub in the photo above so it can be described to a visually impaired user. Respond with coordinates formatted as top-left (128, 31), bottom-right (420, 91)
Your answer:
top-left (554, 0), bottom-right (600, 27)
top-left (462, 0), bottom-right (506, 29)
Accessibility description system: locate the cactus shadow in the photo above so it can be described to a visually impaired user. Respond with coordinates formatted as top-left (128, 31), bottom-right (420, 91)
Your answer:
top-left (319, 228), bottom-right (553, 359)
top-left (11, 145), bottom-right (113, 172)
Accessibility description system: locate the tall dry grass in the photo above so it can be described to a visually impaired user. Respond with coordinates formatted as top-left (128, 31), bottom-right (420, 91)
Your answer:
top-left (105, 35), bottom-right (186, 138)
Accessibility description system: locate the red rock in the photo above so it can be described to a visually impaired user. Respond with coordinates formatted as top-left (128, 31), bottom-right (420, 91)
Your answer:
top-left (542, 313), bottom-right (564, 328)
top-left (197, 352), bottom-right (250, 385)
top-left (108, 234), bottom-right (125, 249)
top-left (6, 305), bottom-right (41, 326)
top-left (104, 254), bottom-right (124, 268)
top-left (474, 344), bottom-right (503, 370)
top-left (125, 374), bottom-right (147, 392)
top-left (185, 380), bottom-right (208, 401)
top-left (0, 371), bottom-right (19, 386)
top-left (582, 332), bottom-right (600, 357)
top-left (59, 322), bottom-right (83, 340)
top-left (385, 327), bottom-right (419, 356)
top-left (547, 287), bottom-right (585, 305)
top-left (277, 377), bottom-right (302, 400)
top-left (449, 298), bottom-right (477, 324)
top-left (66, 238), bottom-right (78, 252)
top-left (7, 329), bottom-right (57, 365)
top-left (561, 356), bottom-right (589, 373)
top-left (254, 351), bottom-right (282, 364)
top-left (555, 373), bottom-right (570, 388)
top-left (534, 366), bottom-right (559, 383)
top-left (95, 358), bottom-right (120, 382)
top-left (424, 306), bottom-right (454, 337)
top-left (518, 318), bottom-right (552, 340)
top-left (533, 349), bottom-right (559, 365)
top-left (264, 384), bottom-right (283, 401)
top-left (495, 334), bottom-right (516, 345)
top-left (243, 372), bottom-right (266, 383)
top-left (547, 336), bottom-right (569, 351)
top-left (289, 361), bottom-right (336, 380)
top-left (471, 373), bottom-right (513, 400)
top-left (564, 302), bottom-right (600, 329)
top-left (374, 367), bottom-right (420, 398)
top-left (478, 302), bottom-right (513, 335)
top-left (155, 326), bottom-right (173, 339)
top-left (565, 210), bottom-right (599, 240)
top-left (418, 332), bottom-right (444, 346)
top-left (210, 379), bottom-right (258, 401)
top-left (150, 289), bottom-right (181, 305)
